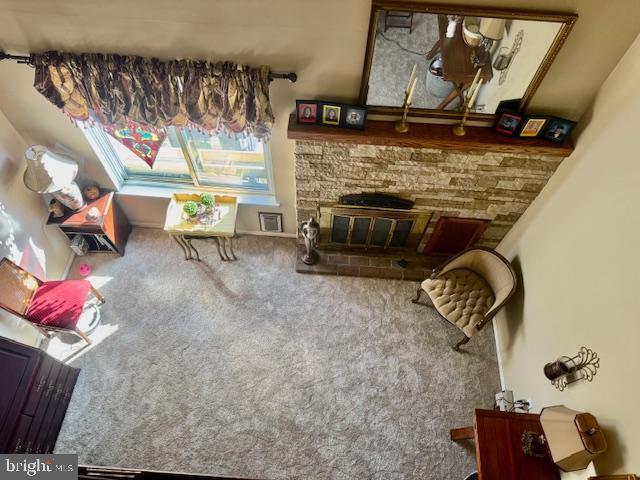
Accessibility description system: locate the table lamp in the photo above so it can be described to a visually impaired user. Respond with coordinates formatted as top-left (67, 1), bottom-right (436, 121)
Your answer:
top-left (23, 146), bottom-right (85, 211)
top-left (539, 405), bottom-right (607, 472)
top-left (479, 18), bottom-right (506, 43)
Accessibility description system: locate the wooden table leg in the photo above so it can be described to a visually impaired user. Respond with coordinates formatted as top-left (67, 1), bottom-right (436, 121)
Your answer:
top-left (426, 39), bottom-right (441, 60)
top-left (450, 426), bottom-right (475, 441)
top-left (436, 86), bottom-right (461, 110)
top-left (437, 81), bottom-right (471, 111)
top-left (89, 284), bottom-right (106, 305)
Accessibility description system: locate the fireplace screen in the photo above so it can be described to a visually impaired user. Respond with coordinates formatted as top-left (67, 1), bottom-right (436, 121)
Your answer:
top-left (319, 205), bottom-right (431, 251)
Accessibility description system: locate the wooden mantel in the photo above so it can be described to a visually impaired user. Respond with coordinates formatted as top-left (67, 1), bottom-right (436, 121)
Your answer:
top-left (287, 114), bottom-right (573, 157)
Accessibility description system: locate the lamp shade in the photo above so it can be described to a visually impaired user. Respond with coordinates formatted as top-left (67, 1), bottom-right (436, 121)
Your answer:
top-left (540, 405), bottom-right (607, 472)
top-left (479, 18), bottom-right (506, 40)
top-left (23, 146), bottom-right (78, 194)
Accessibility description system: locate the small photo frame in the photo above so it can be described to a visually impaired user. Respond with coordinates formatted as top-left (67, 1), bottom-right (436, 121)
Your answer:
top-left (541, 117), bottom-right (577, 144)
top-left (321, 103), bottom-right (342, 126)
top-left (519, 116), bottom-right (549, 137)
top-left (342, 105), bottom-right (367, 130)
top-left (296, 100), bottom-right (319, 124)
top-left (495, 112), bottom-right (524, 136)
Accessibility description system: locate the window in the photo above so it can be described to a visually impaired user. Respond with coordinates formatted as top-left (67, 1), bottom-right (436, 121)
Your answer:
top-left (89, 126), bottom-right (273, 194)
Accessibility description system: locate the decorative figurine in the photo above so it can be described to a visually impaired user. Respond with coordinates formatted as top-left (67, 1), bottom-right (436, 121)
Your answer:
top-left (83, 184), bottom-right (100, 200)
top-left (300, 217), bottom-right (320, 265)
top-left (48, 199), bottom-right (65, 218)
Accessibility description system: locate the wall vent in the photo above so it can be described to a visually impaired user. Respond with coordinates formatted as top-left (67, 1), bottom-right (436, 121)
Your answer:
top-left (258, 212), bottom-right (283, 233)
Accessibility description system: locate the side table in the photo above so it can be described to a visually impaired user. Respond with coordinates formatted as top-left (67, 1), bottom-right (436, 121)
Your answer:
top-left (163, 193), bottom-right (239, 262)
top-left (47, 191), bottom-right (131, 255)
top-left (450, 409), bottom-right (560, 480)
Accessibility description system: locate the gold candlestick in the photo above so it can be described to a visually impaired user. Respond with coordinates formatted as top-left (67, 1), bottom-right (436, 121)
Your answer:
top-left (395, 98), bottom-right (411, 133)
top-left (396, 65), bottom-right (417, 133)
top-left (453, 75), bottom-right (483, 136)
top-left (453, 105), bottom-right (470, 136)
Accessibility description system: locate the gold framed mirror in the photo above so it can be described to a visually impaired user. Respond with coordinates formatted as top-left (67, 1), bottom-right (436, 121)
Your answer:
top-left (359, 1), bottom-right (577, 122)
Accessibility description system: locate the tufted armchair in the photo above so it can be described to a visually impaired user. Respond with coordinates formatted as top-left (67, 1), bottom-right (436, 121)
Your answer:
top-left (412, 247), bottom-right (517, 351)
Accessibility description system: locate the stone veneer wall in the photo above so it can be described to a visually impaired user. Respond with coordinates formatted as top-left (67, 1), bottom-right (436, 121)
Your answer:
top-left (294, 141), bottom-right (565, 249)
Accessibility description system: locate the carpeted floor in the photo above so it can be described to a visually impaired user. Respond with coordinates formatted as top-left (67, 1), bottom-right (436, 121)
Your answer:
top-left (55, 228), bottom-right (500, 479)
top-left (368, 12), bottom-right (463, 110)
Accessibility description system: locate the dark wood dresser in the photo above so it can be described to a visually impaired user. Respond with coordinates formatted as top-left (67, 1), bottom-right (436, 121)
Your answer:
top-left (0, 336), bottom-right (80, 453)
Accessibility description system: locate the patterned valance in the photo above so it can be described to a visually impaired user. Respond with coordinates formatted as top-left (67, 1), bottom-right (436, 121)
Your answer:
top-left (32, 51), bottom-right (275, 166)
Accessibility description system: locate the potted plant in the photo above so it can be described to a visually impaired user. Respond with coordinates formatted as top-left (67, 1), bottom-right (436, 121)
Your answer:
top-left (200, 193), bottom-right (214, 213)
top-left (183, 200), bottom-right (198, 220)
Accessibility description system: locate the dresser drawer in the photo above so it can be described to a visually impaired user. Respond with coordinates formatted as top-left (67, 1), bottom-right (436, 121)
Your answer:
top-left (22, 355), bottom-right (54, 417)
top-left (45, 368), bottom-right (80, 453)
top-left (0, 338), bottom-right (80, 455)
top-left (7, 414), bottom-right (32, 453)
top-left (0, 339), bottom-right (40, 452)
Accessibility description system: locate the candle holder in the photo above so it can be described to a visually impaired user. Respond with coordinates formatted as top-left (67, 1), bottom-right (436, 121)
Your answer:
top-left (453, 104), bottom-right (470, 136)
top-left (546, 346), bottom-right (600, 392)
top-left (395, 99), bottom-right (411, 133)
top-left (396, 64), bottom-right (417, 134)
top-left (453, 69), bottom-right (483, 137)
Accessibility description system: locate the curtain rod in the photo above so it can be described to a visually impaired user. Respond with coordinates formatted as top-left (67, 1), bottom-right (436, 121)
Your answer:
top-left (0, 51), bottom-right (297, 83)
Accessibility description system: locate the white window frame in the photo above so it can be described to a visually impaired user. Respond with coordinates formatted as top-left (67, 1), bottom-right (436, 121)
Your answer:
top-left (83, 126), bottom-right (275, 196)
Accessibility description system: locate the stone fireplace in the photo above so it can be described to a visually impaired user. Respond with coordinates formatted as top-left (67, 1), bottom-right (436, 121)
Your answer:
top-left (289, 116), bottom-right (571, 279)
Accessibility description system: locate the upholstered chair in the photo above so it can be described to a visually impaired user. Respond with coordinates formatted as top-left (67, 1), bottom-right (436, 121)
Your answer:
top-left (412, 247), bottom-right (517, 351)
top-left (0, 257), bottom-right (105, 345)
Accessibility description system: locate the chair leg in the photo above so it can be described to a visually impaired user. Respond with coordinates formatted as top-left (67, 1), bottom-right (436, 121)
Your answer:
top-left (411, 288), bottom-right (424, 304)
top-left (74, 327), bottom-right (93, 345)
top-left (453, 335), bottom-right (470, 352)
top-left (89, 284), bottom-right (106, 305)
top-left (34, 325), bottom-right (51, 338)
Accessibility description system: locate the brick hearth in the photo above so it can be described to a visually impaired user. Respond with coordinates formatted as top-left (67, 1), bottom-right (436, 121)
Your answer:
top-left (296, 245), bottom-right (441, 281)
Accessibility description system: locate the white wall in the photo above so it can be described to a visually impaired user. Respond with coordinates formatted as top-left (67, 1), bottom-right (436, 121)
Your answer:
top-left (0, 108), bottom-right (72, 345)
top-left (0, 0), bottom-right (373, 234)
top-left (0, 0), bottom-right (639, 234)
top-left (476, 19), bottom-right (561, 114)
top-left (495, 33), bottom-right (640, 478)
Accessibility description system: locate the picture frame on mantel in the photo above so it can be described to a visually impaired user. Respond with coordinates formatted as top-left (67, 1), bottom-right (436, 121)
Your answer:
top-left (296, 100), bottom-right (320, 124)
top-left (358, 1), bottom-right (578, 124)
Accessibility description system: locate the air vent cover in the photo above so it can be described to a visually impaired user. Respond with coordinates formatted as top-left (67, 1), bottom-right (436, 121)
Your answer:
top-left (258, 212), bottom-right (283, 233)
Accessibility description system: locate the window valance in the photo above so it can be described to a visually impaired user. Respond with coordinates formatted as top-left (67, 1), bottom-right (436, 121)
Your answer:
top-left (33, 51), bottom-right (275, 140)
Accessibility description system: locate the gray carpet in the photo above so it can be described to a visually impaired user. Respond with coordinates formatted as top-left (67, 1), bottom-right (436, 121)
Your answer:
top-left (368, 13), bottom-right (461, 110)
top-left (55, 228), bottom-right (500, 479)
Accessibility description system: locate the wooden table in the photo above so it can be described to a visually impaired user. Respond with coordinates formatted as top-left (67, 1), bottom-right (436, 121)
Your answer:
top-left (47, 191), bottom-right (131, 255)
top-left (426, 15), bottom-right (493, 110)
top-left (164, 193), bottom-right (238, 262)
top-left (451, 409), bottom-right (560, 480)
